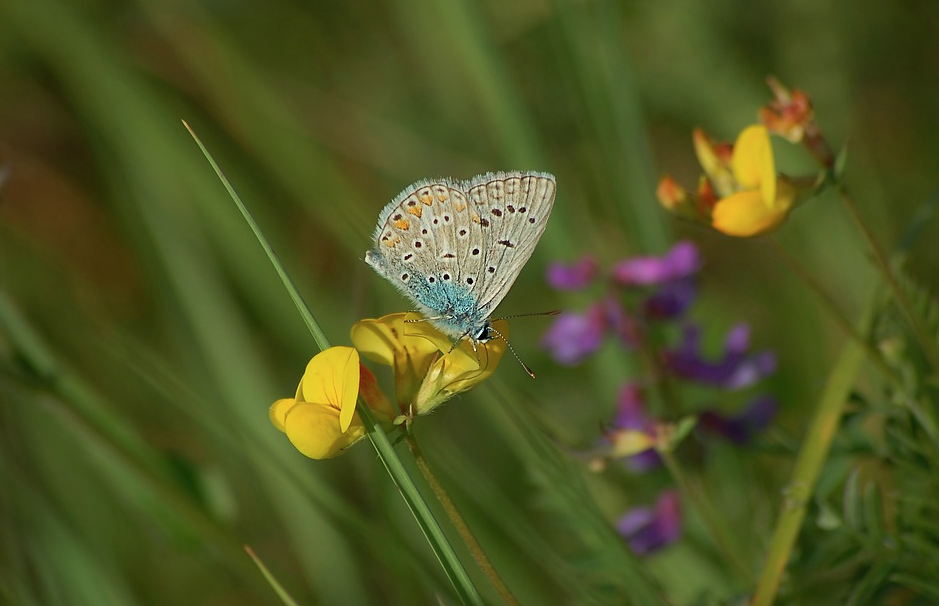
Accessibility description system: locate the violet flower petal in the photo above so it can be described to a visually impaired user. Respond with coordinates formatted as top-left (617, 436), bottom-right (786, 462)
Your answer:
top-left (666, 323), bottom-right (776, 390)
top-left (542, 305), bottom-right (605, 365)
top-left (546, 257), bottom-right (599, 290)
top-left (644, 277), bottom-right (697, 320)
top-left (617, 490), bottom-right (682, 555)
top-left (611, 241), bottom-right (701, 286)
top-left (700, 395), bottom-right (778, 443)
top-left (604, 297), bottom-right (639, 348)
top-left (613, 383), bottom-right (647, 429)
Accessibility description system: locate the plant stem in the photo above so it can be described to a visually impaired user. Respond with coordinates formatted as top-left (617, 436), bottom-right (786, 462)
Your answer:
top-left (408, 434), bottom-right (521, 606)
top-left (838, 186), bottom-right (939, 374)
top-left (750, 295), bottom-right (870, 606)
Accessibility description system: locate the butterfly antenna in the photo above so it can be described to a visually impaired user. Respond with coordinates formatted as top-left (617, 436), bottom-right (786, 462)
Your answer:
top-left (486, 325), bottom-right (536, 379)
top-left (494, 310), bottom-right (561, 321)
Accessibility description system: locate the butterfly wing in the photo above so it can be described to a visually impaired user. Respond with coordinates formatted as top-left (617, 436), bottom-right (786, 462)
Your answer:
top-left (365, 178), bottom-right (480, 310)
top-left (365, 171), bottom-right (555, 337)
top-left (463, 171), bottom-right (556, 315)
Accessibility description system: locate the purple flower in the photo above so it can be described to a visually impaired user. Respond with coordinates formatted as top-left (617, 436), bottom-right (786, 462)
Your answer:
top-left (611, 241), bottom-right (701, 286)
top-left (542, 304), bottom-right (606, 365)
top-left (612, 383), bottom-right (647, 430)
top-left (609, 383), bottom-right (661, 471)
top-left (602, 296), bottom-right (640, 348)
top-left (546, 257), bottom-right (598, 290)
top-left (643, 277), bottom-right (697, 319)
top-left (700, 395), bottom-right (778, 444)
top-left (665, 323), bottom-right (776, 390)
top-left (616, 490), bottom-right (682, 555)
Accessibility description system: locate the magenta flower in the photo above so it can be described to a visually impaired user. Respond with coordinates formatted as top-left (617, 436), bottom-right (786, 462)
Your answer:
top-left (541, 304), bottom-right (606, 365)
top-left (665, 323), bottom-right (776, 390)
top-left (542, 244), bottom-right (701, 365)
top-left (643, 277), bottom-right (697, 319)
top-left (608, 383), bottom-right (661, 472)
top-left (616, 490), bottom-right (682, 555)
top-left (546, 256), bottom-right (599, 290)
top-left (602, 296), bottom-right (641, 347)
top-left (611, 241), bottom-right (701, 286)
top-left (700, 395), bottom-right (777, 443)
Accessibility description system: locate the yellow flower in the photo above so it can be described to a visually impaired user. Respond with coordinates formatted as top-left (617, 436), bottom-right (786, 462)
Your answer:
top-left (351, 313), bottom-right (509, 417)
top-left (658, 125), bottom-right (798, 238)
top-left (270, 346), bottom-right (394, 459)
top-left (608, 428), bottom-right (655, 458)
top-left (708, 125), bottom-right (796, 237)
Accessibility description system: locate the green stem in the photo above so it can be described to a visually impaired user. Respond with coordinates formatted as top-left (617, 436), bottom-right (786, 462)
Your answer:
top-left (659, 449), bottom-right (754, 584)
top-left (408, 434), bottom-right (521, 606)
top-left (750, 294), bottom-right (871, 606)
top-left (838, 186), bottom-right (939, 374)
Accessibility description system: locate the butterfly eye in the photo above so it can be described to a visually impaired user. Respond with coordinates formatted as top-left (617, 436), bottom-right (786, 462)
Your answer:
top-left (474, 324), bottom-right (492, 342)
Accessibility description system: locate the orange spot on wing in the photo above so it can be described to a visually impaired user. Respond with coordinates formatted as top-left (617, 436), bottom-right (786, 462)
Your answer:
top-left (420, 195), bottom-right (433, 205)
top-left (407, 206), bottom-right (423, 218)
top-left (394, 218), bottom-right (410, 230)
top-left (471, 213), bottom-right (481, 223)
top-left (454, 202), bottom-right (466, 212)
top-left (382, 236), bottom-right (400, 248)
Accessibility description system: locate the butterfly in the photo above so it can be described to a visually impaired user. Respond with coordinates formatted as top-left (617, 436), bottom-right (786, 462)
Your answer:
top-left (365, 170), bottom-right (556, 348)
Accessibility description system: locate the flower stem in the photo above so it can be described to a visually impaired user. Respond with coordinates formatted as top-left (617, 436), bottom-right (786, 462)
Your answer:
top-left (750, 295), bottom-right (870, 606)
top-left (838, 186), bottom-right (939, 374)
top-left (408, 434), bottom-right (521, 606)
top-left (658, 449), bottom-right (754, 584)
top-left (766, 237), bottom-right (903, 388)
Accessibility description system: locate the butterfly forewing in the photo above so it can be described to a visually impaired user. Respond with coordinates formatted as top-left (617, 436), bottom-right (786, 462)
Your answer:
top-left (466, 172), bottom-right (556, 313)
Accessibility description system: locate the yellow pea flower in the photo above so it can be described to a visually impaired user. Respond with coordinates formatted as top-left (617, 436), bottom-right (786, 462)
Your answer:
top-left (708, 125), bottom-right (796, 237)
top-left (270, 346), bottom-right (394, 460)
top-left (658, 125), bottom-right (800, 238)
top-left (351, 313), bottom-right (509, 417)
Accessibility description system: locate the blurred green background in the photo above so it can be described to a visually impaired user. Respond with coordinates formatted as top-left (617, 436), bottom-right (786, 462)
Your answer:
top-left (1, 0), bottom-right (938, 604)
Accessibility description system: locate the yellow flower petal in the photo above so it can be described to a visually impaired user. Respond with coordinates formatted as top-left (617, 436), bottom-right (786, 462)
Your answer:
top-left (693, 128), bottom-right (735, 197)
top-left (269, 398), bottom-right (296, 432)
top-left (282, 402), bottom-right (365, 459)
top-left (352, 314), bottom-right (440, 366)
top-left (412, 319), bottom-right (509, 414)
top-left (693, 128), bottom-right (724, 181)
top-left (609, 429), bottom-right (655, 458)
top-left (299, 346), bottom-right (360, 433)
top-left (712, 190), bottom-right (788, 237)
top-left (353, 313), bottom-right (442, 407)
top-left (350, 318), bottom-right (400, 366)
top-left (732, 125), bottom-right (776, 208)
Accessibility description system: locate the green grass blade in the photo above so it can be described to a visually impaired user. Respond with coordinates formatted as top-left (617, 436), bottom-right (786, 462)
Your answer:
top-left (245, 546), bottom-right (301, 606)
top-left (183, 121), bottom-right (330, 353)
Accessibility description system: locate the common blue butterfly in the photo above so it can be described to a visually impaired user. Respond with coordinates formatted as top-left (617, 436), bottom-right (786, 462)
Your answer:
top-left (365, 171), bottom-right (556, 347)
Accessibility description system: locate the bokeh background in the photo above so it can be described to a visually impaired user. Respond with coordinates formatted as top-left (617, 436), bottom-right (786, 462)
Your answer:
top-left (2, 0), bottom-right (938, 604)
